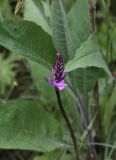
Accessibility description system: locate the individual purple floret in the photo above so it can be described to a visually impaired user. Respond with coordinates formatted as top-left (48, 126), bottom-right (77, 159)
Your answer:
top-left (47, 53), bottom-right (67, 90)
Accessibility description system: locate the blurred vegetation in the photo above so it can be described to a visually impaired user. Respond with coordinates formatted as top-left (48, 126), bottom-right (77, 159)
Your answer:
top-left (0, 0), bottom-right (115, 160)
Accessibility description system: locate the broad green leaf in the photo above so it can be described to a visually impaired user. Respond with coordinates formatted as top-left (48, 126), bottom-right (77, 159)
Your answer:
top-left (24, 0), bottom-right (51, 34)
top-left (68, 0), bottom-right (90, 51)
top-left (65, 35), bottom-right (111, 77)
top-left (0, 100), bottom-right (66, 151)
top-left (51, 0), bottom-right (73, 60)
top-left (0, 20), bottom-right (55, 67)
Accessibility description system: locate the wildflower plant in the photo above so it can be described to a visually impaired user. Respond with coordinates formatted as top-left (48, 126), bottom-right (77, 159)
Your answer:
top-left (47, 53), bottom-right (79, 159)
top-left (0, 0), bottom-right (115, 160)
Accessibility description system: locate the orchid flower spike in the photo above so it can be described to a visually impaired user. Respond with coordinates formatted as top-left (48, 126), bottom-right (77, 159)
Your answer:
top-left (47, 53), bottom-right (68, 90)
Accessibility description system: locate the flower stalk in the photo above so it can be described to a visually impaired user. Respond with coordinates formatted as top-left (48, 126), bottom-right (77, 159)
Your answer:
top-left (55, 87), bottom-right (80, 160)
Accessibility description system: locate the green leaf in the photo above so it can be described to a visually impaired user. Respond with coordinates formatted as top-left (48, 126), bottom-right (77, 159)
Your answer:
top-left (24, 0), bottom-right (51, 34)
top-left (65, 35), bottom-right (111, 77)
top-left (0, 100), bottom-right (66, 151)
top-left (51, 0), bottom-right (73, 60)
top-left (68, 0), bottom-right (90, 51)
top-left (0, 20), bottom-right (55, 67)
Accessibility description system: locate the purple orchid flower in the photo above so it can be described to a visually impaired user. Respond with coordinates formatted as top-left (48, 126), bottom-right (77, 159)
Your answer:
top-left (47, 53), bottom-right (68, 90)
